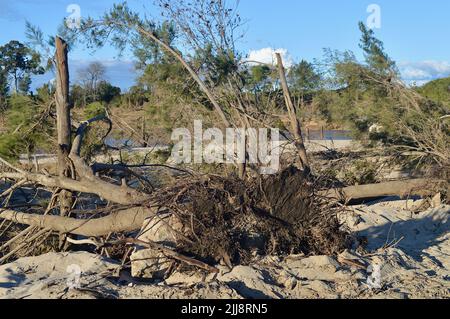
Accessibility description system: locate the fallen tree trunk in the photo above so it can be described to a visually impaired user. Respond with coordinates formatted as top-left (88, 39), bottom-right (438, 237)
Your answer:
top-left (322, 179), bottom-right (446, 202)
top-left (0, 114), bottom-right (147, 206)
top-left (0, 171), bottom-right (147, 205)
top-left (0, 206), bottom-right (155, 237)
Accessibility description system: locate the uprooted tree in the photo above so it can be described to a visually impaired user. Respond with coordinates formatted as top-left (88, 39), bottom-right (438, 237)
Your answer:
top-left (0, 1), bottom-right (448, 270)
top-left (0, 35), bottom-right (445, 267)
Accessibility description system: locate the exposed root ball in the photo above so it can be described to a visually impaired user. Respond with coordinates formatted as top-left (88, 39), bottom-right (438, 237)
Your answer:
top-left (150, 166), bottom-right (351, 266)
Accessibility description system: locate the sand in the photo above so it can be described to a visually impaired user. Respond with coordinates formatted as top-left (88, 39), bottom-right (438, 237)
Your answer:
top-left (0, 200), bottom-right (448, 299)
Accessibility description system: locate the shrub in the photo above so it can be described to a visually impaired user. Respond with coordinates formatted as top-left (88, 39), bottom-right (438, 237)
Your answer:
top-left (84, 102), bottom-right (106, 119)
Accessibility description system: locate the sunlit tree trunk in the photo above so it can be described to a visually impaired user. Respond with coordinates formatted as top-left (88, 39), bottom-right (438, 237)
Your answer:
top-left (276, 53), bottom-right (309, 171)
top-left (55, 36), bottom-right (74, 249)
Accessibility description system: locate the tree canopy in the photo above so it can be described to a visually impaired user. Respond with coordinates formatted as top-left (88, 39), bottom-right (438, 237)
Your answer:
top-left (0, 40), bottom-right (45, 94)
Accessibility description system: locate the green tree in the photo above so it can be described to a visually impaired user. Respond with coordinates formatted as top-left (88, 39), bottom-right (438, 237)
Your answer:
top-left (247, 65), bottom-right (273, 92)
top-left (358, 22), bottom-right (397, 75)
top-left (84, 101), bottom-right (106, 119)
top-left (316, 23), bottom-right (401, 134)
top-left (123, 85), bottom-right (149, 108)
top-left (314, 23), bottom-right (448, 168)
top-left (288, 60), bottom-right (321, 101)
top-left (0, 40), bottom-right (44, 93)
top-left (18, 74), bottom-right (32, 94)
top-left (77, 61), bottom-right (106, 101)
top-left (0, 69), bottom-right (9, 110)
top-left (416, 77), bottom-right (450, 106)
top-left (133, 21), bottom-right (177, 69)
top-left (35, 82), bottom-right (55, 103)
top-left (69, 84), bottom-right (87, 108)
top-left (0, 94), bottom-right (53, 160)
top-left (97, 81), bottom-right (121, 104)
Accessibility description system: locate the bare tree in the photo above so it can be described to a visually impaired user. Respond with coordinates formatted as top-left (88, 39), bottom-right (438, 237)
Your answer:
top-left (55, 37), bottom-right (75, 249)
top-left (276, 53), bottom-right (309, 171)
top-left (77, 61), bottom-right (106, 101)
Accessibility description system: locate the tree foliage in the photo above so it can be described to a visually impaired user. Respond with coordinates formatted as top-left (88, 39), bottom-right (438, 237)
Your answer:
top-left (312, 22), bottom-right (449, 167)
top-left (288, 60), bottom-right (321, 94)
top-left (358, 22), bottom-right (397, 75)
top-left (416, 77), bottom-right (450, 106)
top-left (0, 94), bottom-right (53, 160)
top-left (0, 69), bottom-right (9, 111)
top-left (0, 40), bottom-right (44, 94)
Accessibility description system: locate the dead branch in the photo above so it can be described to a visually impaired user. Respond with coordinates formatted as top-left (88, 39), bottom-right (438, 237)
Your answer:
top-left (111, 238), bottom-right (219, 273)
top-left (0, 180), bottom-right (27, 199)
top-left (322, 178), bottom-right (446, 202)
top-left (0, 228), bottom-right (50, 264)
top-left (275, 53), bottom-right (309, 171)
top-left (0, 171), bottom-right (147, 205)
top-left (2, 176), bottom-right (438, 237)
top-left (0, 206), bottom-right (156, 237)
top-left (0, 226), bottom-right (34, 251)
top-left (70, 115), bottom-right (112, 157)
top-left (0, 156), bottom-right (26, 174)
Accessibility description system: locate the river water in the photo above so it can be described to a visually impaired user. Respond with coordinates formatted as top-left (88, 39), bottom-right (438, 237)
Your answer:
top-left (105, 130), bottom-right (352, 148)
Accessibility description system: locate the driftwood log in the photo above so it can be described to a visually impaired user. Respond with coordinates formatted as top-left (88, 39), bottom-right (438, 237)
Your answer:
top-left (322, 178), bottom-right (447, 202)
top-left (0, 206), bottom-right (154, 237)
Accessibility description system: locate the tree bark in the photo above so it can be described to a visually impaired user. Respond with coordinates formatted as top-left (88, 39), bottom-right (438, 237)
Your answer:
top-left (55, 36), bottom-right (72, 172)
top-left (0, 171), bottom-right (147, 205)
top-left (55, 36), bottom-right (74, 249)
top-left (0, 206), bottom-right (154, 237)
top-left (276, 53), bottom-right (309, 171)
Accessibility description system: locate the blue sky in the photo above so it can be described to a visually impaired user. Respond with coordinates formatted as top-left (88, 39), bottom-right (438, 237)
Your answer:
top-left (1, 0), bottom-right (449, 90)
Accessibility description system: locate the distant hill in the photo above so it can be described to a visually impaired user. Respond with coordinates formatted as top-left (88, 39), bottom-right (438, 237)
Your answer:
top-left (416, 77), bottom-right (450, 106)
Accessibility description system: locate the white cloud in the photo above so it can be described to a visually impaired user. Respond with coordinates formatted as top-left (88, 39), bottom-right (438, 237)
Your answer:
top-left (399, 60), bottom-right (450, 85)
top-left (247, 47), bottom-right (294, 68)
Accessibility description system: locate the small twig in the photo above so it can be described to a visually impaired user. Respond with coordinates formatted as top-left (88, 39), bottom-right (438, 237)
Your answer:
top-left (0, 156), bottom-right (27, 175)
top-left (0, 180), bottom-right (27, 198)
top-left (0, 228), bottom-right (50, 264)
top-left (108, 238), bottom-right (219, 273)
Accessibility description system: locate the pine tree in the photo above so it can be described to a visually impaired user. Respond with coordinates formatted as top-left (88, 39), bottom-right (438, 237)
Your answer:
top-left (358, 22), bottom-right (397, 75)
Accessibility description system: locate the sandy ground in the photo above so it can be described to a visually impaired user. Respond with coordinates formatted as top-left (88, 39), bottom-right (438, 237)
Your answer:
top-left (0, 200), bottom-right (448, 299)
